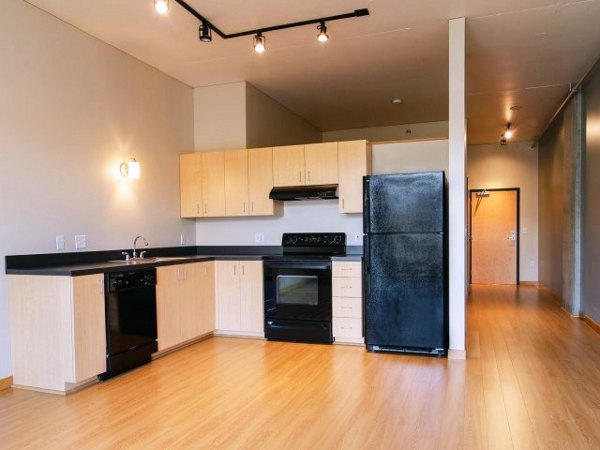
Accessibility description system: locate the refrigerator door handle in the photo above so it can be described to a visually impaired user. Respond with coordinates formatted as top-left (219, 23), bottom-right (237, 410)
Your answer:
top-left (364, 235), bottom-right (370, 273)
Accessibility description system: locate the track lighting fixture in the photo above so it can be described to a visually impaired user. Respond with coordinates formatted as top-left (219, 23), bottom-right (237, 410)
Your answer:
top-left (154, 0), bottom-right (169, 15)
top-left (317, 22), bottom-right (329, 42)
top-left (504, 123), bottom-right (514, 139)
top-left (253, 33), bottom-right (266, 53)
top-left (199, 21), bottom-right (212, 42)
top-left (156, 1), bottom-right (368, 52)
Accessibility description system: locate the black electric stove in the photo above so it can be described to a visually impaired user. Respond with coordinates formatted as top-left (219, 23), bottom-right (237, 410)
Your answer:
top-left (263, 233), bottom-right (346, 344)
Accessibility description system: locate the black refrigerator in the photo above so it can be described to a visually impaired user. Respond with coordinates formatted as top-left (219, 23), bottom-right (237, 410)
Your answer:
top-left (363, 172), bottom-right (448, 356)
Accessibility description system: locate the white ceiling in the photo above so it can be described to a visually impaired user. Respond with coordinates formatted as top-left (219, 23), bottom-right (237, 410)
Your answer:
top-left (24, 0), bottom-right (600, 144)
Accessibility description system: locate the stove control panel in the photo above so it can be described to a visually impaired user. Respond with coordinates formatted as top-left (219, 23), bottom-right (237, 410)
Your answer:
top-left (282, 233), bottom-right (346, 247)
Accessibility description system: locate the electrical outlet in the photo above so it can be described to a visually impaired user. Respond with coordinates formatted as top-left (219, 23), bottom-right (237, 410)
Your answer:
top-left (354, 232), bottom-right (362, 243)
top-left (255, 232), bottom-right (265, 244)
top-left (75, 234), bottom-right (87, 250)
top-left (529, 260), bottom-right (535, 268)
top-left (55, 235), bottom-right (65, 250)
top-left (180, 233), bottom-right (186, 245)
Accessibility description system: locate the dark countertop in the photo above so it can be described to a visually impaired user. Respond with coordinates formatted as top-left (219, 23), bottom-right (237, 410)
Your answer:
top-left (5, 245), bottom-right (364, 276)
top-left (5, 254), bottom-right (266, 276)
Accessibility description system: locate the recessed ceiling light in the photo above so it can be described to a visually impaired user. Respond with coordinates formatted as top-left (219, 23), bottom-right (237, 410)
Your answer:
top-left (392, 98), bottom-right (402, 104)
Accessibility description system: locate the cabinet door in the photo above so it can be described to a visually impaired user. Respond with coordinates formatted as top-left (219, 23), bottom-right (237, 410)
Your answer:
top-left (248, 147), bottom-right (279, 216)
top-left (273, 144), bottom-right (305, 186)
top-left (180, 153), bottom-right (203, 218)
top-left (215, 261), bottom-right (241, 331)
top-left (201, 151), bottom-right (226, 217)
top-left (338, 140), bottom-right (371, 213)
top-left (71, 274), bottom-right (106, 382)
top-left (225, 149), bottom-right (249, 216)
top-left (156, 265), bottom-right (182, 351)
top-left (305, 142), bottom-right (338, 185)
top-left (197, 261), bottom-right (216, 336)
top-left (240, 261), bottom-right (264, 334)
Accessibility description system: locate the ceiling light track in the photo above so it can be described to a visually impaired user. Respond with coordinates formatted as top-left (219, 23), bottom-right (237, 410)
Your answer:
top-left (171, 0), bottom-right (369, 40)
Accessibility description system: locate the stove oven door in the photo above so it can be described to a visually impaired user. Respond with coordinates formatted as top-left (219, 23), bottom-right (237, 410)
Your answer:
top-left (263, 259), bottom-right (333, 343)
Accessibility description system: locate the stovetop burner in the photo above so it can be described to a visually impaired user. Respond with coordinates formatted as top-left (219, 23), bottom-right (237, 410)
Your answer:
top-left (281, 232), bottom-right (346, 256)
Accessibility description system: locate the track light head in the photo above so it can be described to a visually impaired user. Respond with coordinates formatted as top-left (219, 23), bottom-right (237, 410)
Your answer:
top-left (154, 0), bottom-right (169, 14)
top-left (500, 137), bottom-right (508, 146)
top-left (503, 122), bottom-right (514, 139)
top-left (199, 21), bottom-right (212, 42)
top-left (317, 22), bottom-right (329, 42)
top-left (253, 33), bottom-right (266, 53)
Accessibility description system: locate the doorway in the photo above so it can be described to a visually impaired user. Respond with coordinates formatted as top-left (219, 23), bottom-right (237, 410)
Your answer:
top-left (469, 188), bottom-right (520, 284)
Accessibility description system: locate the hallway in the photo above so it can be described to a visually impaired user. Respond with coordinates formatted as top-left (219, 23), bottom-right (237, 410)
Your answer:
top-left (0, 285), bottom-right (599, 449)
top-left (466, 285), bottom-right (600, 448)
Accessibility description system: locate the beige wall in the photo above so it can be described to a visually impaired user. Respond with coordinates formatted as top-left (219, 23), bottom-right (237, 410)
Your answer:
top-left (246, 83), bottom-right (322, 148)
top-left (0, 0), bottom-right (195, 378)
top-left (323, 121), bottom-right (448, 143)
top-left (467, 142), bottom-right (539, 282)
top-left (194, 82), bottom-right (247, 151)
top-left (372, 139), bottom-right (449, 174)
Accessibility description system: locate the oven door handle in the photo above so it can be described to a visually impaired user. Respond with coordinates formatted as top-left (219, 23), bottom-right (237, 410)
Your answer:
top-left (263, 261), bottom-right (331, 271)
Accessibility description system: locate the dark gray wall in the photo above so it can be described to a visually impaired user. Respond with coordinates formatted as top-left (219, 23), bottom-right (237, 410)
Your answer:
top-left (538, 113), bottom-right (566, 297)
top-left (582, 65), bottom-right (600, 323)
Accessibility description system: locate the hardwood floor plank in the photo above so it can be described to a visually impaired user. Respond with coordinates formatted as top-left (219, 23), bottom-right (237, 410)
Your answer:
top-left (2, 285), bottom-right (600, 449)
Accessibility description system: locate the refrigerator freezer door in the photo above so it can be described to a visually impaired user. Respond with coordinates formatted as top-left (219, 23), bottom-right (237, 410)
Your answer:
top-left (364, 172), bottom-right (444, 234)
top-left (365, 233), bottom-right (446, 351)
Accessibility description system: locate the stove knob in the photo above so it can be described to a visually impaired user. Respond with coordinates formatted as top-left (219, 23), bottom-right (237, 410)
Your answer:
top-left (334, 235), bottom-right (342, 244)
top-left (283, 235), bottom-right (292, 245)
top-left (291, 236), bottom-right (298, 244)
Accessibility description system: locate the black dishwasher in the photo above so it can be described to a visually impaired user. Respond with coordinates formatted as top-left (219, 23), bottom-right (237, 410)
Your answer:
top-left (99, 268), bottom-right (158, 380)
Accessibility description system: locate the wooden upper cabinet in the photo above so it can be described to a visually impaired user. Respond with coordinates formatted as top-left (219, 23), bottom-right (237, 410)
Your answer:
top-left (305, 142), bottom-right (338, 185)
top-left (180, 153), bottom-right (203, 218)
top-left (273, 144), bottom-right (305, 186)
top-left (248, 147), bottom-right (280, 216)
top-left (224, 149), bottom-right (249, 216)
top-left (338, 140), bottom-right (372, 214)
top-left (201, 151), bottom-right (226, 217)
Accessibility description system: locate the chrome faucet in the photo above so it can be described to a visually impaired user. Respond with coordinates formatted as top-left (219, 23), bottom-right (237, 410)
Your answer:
top-left (132, 235), bottom-right (148, 258)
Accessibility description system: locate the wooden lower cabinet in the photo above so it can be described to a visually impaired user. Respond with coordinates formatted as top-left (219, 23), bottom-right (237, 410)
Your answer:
top-left (8, 274), bottom-right (107, 393)
top-left (156, 261), bottom-right (215, 351)
top-left (332, 261), bottom-right (364, 344)
top-left (215, 260), bottom-right (264, 336)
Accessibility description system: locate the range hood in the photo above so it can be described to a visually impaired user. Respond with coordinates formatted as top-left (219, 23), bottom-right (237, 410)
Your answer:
top-left (269, 184), bottom-right (338, 201)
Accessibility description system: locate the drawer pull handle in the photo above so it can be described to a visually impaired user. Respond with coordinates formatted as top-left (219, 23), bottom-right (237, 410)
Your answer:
top-left (341, 326), bottom-right (353, 330)
top-left (341, 306), bottom-right (352, 309)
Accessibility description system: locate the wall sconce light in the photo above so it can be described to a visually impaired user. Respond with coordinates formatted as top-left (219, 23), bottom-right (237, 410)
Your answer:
top-left (120, 158), bottom-right (141, 179)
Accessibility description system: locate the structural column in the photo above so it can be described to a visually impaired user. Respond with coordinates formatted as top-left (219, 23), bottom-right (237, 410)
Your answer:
top-left (448, 17), bottom-right (467, 359)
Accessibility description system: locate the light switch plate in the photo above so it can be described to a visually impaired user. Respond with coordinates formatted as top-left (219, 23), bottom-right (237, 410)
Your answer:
top-left (75, 234), bottom-right (87, 249)
top-left (55, 235), bottom-right (65, 250)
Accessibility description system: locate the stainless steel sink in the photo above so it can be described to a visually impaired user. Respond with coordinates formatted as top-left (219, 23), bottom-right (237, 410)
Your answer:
top-left (106, 256), bottom-right (189, 264)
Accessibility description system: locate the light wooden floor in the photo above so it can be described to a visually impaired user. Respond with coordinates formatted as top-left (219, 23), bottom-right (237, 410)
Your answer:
top-left (1, 285), bottom-right (600, 449)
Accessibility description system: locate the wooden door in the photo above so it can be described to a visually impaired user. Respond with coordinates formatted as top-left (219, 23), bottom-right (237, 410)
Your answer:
top-left (179, 153), bottom-right (203, 218)
top-left (305, 142), bottom-right (338, 185)
top-left (197, 261), bottom-right (215, 335)
top-left (224, 149), bottom-right (249, 216)
top-left (201, 151), bottom-right (225, 217)
top-left (156, 265), bottom-right (182, 351)
top-left (338, 140), bottom-right (371, 213)
top-left (272, 145), bottom-right (305, 186)
top-left (71, 274), bottom-right (106, 382)
top-left (215, 261), bottom-right (241, 331)
top-left (240, 261), bottom-right (264, 334)
top-left (470, 189), bottom-right (518, 284)
top-left (248, 147), bottom-right (278, 216)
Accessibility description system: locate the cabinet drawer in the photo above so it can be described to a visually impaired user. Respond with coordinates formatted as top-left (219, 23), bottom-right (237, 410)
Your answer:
top-left (332, 277), bottom-right (362, 297)
top-left (333, 317), bottom-right (363, 339)
top-left (332, 262), bottom-right (362, 277)
top-left (333, 297), bottom-right (362, 319)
